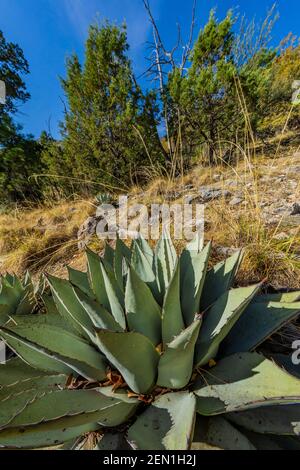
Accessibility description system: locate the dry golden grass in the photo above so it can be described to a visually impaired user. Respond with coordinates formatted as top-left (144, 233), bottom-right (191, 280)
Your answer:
top-left (139, 147), bottom-right (300, 288)
top-left (0, 142), bottom-right (299, 289)
top-left (0, 199), bottom-right (95, 277)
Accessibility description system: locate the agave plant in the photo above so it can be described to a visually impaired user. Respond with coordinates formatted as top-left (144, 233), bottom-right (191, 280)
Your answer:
top-left (0, 233), bottom-right (299, 450)
top-left (0, 272), bottom-right (45, 325)
top-left (95, 192), bottom-right (113, 205)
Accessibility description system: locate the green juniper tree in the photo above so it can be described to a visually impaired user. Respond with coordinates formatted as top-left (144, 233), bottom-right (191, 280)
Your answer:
top-left (167, 10), bottom-right (237, 165)
top-left (256, 44), bottom-right (300, 136)
top-left (43, 22), bottom-right (164, 192)
top-left (0, 30), bottom-right (29, 117)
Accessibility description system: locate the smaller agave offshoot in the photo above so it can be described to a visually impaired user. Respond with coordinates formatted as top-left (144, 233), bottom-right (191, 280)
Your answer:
top-left (0, 233), bottom-right (300, 450)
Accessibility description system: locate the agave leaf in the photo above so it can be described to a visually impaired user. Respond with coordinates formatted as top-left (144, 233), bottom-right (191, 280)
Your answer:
top-left (227, 405), bottom-right (300, 436)
top-left (6, 312), bottom-right (79, 334)
top-left (233, 430), bottom-right (283, 450)
top-left (7, 388), bottom-right (138, 429)
top-left (220, 301), bottom-right (300, 356)
top-left (127, 391), bottom-right (196, 450)
top-left (0, 374), bottom-right (67, 401)
top-left (200, 249), bottom-right (243, 311)
top-left (0, 304), bottom-right (11, 326)
top-left (86, 249), bottom-right (126, 328)
top-left (48, 275), bottom-right (88, 338)
top-left (114, 238), bottom-right (131, 290)
top-left (68, 267), bottom-right (94, 298)
top-left (0, 419), bottom-right (100, 449)
top-left (154, 230), bottom-right (177, 300)
top-left (15, 294), bottom-right (35, 316)
top-left (136, 233), bottom-right (154, 267)
top-left (125, 267), bottom-right (161, 345)
top-left (0, 385), bottom-right (137, 448)
top-left (94, 432), bottom-right (132, 450)
top-left (130, 240), bottom-right (160, 303)
top-left (195, 283), bottom-right (261, 367)
top-left (271, 354), bottom-right (300, 379)
top-left (157, 319), bottom-right (201, 389)
top-left (96, 331), bottom-right (159, 394)
top-left (1, 331), bottom-right (102, 381)
top-left (2, 318), bottom-right (103, 367)
top-left (0, 374), bottom-right (67, 428)
top-left (185, 230), bottom-right (204, 253)
top-left (162, 261), bottom-right (184, 346)
top-left (180, 242), bottom-right (211, 326)
top-left (42, 294), bottom-right (81, 335)
top-left (259, 434), bottom-right (300, 450)
top-left (33, 275), bottom-right (47, 297)
top-left (0, 329), bottom-right (73, 375)
top-left (15, 281), bottom-right (36, 316)
top-left (0, 390), bottom-right (42, 429)
top-left (194, 352), bottom-right (300, 415)
top-left (42, 294), bottom-right (59, 316)
top-left (0, 278), bottom-right (21, 308)
top-left (0, 280), bottom-right (21, 321)
top-left (74, 288), bottom-right (123, 333)
top-left (2, 274), bottom-right (15, 287)
top-left (96, 386), bottom-right (140, 425)
top-left (135, 234), bottom-right (154, 267)
top-left (0, 324), bottom-right (107, 381)
top-left (103, 243), bottom-right (115, 268)
top-left (192, 415), bottom-right (256, 450)
top-left (241, 430), bottom-right (300, 450)
top-left (48, 276), bottom-right (123, 343)
top-left (0, 357), bottom-right (51, 386)
top-left (253, 291), bottom-right (300, 303)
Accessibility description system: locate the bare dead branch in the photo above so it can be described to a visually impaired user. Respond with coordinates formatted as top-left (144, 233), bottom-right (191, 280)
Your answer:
top-left (143, 0), bottom-right (167, 55)
top-left (181, 0), bottom-right (197, 72)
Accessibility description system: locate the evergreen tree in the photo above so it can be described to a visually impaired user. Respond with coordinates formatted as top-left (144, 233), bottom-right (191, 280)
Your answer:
top-left (168, 10), bottom-right (237, 164)
top-left (43, 22), bottom-right (164, 191)
top-left (258, 44), bottom-right (300, 135)
top-left (0, 30), bottom-right (29, 115)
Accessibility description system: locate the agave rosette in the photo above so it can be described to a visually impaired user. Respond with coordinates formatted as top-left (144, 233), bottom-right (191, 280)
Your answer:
top-left (0, 232), bottom-right (300, 450)
top-left (0, 271), bottom-right (44, 324)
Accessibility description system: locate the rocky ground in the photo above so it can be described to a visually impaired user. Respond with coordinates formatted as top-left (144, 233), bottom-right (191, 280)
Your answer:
top-left (0, 148), bottom-right (299, 288)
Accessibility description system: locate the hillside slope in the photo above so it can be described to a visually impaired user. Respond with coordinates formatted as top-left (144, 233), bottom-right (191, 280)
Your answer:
top-left (0, 149), bottom-right (299, 289)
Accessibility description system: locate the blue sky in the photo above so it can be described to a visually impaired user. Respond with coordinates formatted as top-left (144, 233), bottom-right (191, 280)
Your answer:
top-left (1, 0), bottom-right (300, 138)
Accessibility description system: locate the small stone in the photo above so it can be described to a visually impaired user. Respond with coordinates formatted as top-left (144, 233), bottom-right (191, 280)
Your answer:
top-left (290, 202), bottom-right (300, 216)
top-left (273, 232), bottom-right (289, 241)
top-left (225, 180), bottom-right (238, 187)
top-left (77, 216), bottom-right (99, 249)
top-left (265, 216), bottom-right (281, 225)
top-left (183, 184), bottom-right (194, 191)
top-left (288, 165), bottom-right (300, 173)
top-left (183, 195), bottom-right (194, 204)
top-left (273, 206), bottom-right (287, 215)
top-left (195, 187), bottom-right (231, 203)
top-left (229, 197), bottom-right (243, 206)
top-left (164, 191), bottom-right (181, 201)
top-left (214, 245), bottom-right (239, 257)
